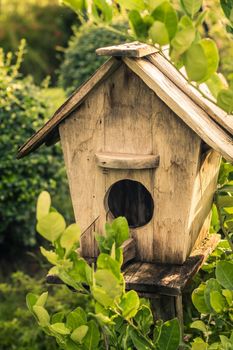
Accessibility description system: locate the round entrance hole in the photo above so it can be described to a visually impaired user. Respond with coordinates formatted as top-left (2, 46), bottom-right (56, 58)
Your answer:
top-left (106, 179), bottom-right (154, 228)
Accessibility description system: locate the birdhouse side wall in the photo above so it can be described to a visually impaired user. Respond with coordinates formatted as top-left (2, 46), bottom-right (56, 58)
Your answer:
top-left (185, 149), bottom-right (221, 257)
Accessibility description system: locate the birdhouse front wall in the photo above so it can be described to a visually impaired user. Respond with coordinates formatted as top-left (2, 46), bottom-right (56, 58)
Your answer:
top-left (59, 63), bottom-right (216, 264)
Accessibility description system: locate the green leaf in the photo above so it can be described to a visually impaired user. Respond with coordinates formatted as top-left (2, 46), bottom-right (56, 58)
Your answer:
top-left (119, 290), bottom-right (140, 320)
top-left (151, 1), bottom-right (178, 39)
top-left (92, 0), bottom-right (113, 23)
top-left (217, 195), bottom-right (233, 207)
top-left (116, 0), bottom-right (145, 11)
top-left (128, 326), bottom-right (153, 349)
top-left (210, 290), bottom-right (227, 313)
top-left (184, 39), bottom-right (219, 83)
top-left (220, 0), bottom-right (233, 19)
top-left (216, 261), bottom-right (233, 289)
top-left (83, 320), bottom-right (100, 349)
top-left (36, 191), bottom-right (51, 220)
top-left (33, 305), bottom-right (50, 327)
top-left (111, 217), bottom-right (129, 247)
top-left (180, 0), bottom-right (202, 17)
top-left (92, 286), bottom-right (114, 307)
top-left (171, 15), bottom-right (196, 61)
top-left (190, 320), bottom-right (207, 333)
top-left (60, 223), bottom-right (81, 255)
top-left (149, 21), bottom-right (170, 46)
top-left (50, 322), bottom-right (71, 335)
top-left (40, 247), bottom-right (58, 265)
top-left (204, 278), bottom-right (222, 311)
top-left (191, 338), bottom-right (208, 350)
top-left (95, 269), bottom-right (123, 299)
top-left (217, 88), bottom-right (233, 113)
top-left (97, 253), bottom-right (121, 279)
top-left (67, 307), bottom-right (87, 330)
top-left (26, 293), bottom-right (38, 314)
top-left (70, 258), bottom-right (92, 285)
top-left (134, 305), bottom-right (154, 335)
top-left (157, 318), bottom-right (180, 350)
top-left (62, 0), bottom-right (86, 13)
top-left (35, 292), bottom-right (48, 307)
top-left (51, 312), bottom-right (65, 324)
top-left (71, 325), bottom-right (88, 343)
top-left (222, 289), bottom-right (233, 305)
top-left (206, 73), bottom-right (227, 99)
top-left (36, 212), bottom-right (66, 242)
top-left (192, 283), bottom-right (210, 313)
top-left (129, 10), bottom-right (149, 39)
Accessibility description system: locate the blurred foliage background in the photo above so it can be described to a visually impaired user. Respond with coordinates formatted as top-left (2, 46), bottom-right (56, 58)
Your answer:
top-left (0, 0), bottom-right (233, 348)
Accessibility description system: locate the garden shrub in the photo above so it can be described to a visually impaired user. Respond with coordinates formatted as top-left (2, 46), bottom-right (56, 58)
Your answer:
top-left (0, 42), bottom-right (72, 249)
top-left (59, 22), bottom-right (127, 96)
top-left (0, 271), bottom-right (86, 350)
top-left (0, 4), bottom-right (77, 84)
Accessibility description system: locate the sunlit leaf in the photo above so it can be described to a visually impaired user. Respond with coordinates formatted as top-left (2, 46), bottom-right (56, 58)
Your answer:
top-left (67, 307), bottom-right (87, 330)
top-left (190, 320), bottom-right (207, 333)
top-left (151, 1), bottom-right (178, 39)
top-left (116, 0), bottom-right (145, 11)
top-left (40, 247), bottom-right (59, 265)
top-left (210, 290), bottom-right (227, 313)
top-left (36, 191), bottom-right (51, 220)
top-left (157, 318), bottom-right (181, 350)
top-left (36, 212), bottom-right (66, 242)
top-left (170, 15), bottom-right (196, 61)
top-left (50, 322), bottom-right (71, 335)
top-left (180, 0), bottom-right (202, 18)
top-left (33, 305), bottom-right (50, 327)
top-left (71, 325), bottom-right (88, 343)
top-left (97, 253), bottom-right (121, 279)
top-left (129, 10), bottom-right (149, 39)
top-left (35, 292), bottom-right (48, 307)
top-left (119, 290), bottom-right (140, 319)
top-left (206, 73), bottom-right (227, 99)
top-left (217, 88), bottom-right (233, 113)
top-left (83, 320), bottom-right (100, 349)
top-left (192, 283), bottom-right (210, 313)
top-left (60, 223), bottom-right (81, 255)
top-left (216, 261), bottom-right (233, 289)
top-left (184, 39), bottom-right (219, 82)
top-left (149, 21), bottom-right (170, 46)
top-left (26, 293), bottom-right (38, 314)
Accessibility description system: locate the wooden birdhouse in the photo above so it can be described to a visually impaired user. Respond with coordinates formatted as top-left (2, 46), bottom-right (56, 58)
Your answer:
top-left (17, 42), bottom-right (233, 267)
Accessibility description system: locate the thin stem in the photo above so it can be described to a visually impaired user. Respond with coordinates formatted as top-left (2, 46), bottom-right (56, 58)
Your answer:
top-left (215, 194), bottom-right (233, 253)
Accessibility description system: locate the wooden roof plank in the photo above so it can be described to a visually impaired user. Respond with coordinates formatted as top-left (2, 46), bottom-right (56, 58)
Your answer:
top-left (123, 57), bottom-right (233, 163)
top-left (148, 53), bottom-right (233, 136)
top-left (96, 41), bottom-right (158, 58)
top-left (17, 58), bottom-right (122, 158)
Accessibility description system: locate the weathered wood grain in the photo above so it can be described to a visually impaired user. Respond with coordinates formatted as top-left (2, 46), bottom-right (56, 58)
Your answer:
top-left (123, 57), bottom-right (233, 163)
top-left (123, 234), bottom-right (220, 296)
top-left (17, 58), bottom-right (121, 158)
top-left (95, 152), bottom-right (160, 169)
top-left (96, 41), bottom-right (158, 58)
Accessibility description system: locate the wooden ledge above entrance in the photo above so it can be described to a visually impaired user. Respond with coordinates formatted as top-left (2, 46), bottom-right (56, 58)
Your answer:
top-left (123, 234), bottom-right (220, 297)
top-left (95, 152), bottom-right (160, 170)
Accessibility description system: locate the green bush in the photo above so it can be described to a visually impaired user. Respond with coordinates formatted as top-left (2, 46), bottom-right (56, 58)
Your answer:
top-left (59, 22), bottom-right (127, 96)
top-left (0, 4), bottom-right (77, 84)
top-left (0, 271), bottom-right (87, 350)
top-left (0, 42), bottom-right (72, 249)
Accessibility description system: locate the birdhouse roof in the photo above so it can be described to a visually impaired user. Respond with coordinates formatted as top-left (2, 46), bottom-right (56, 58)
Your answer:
top-left (17, 42), bottom-right (233, 162)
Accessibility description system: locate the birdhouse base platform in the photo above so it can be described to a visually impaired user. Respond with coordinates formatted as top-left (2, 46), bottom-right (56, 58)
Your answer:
top-left (123, 234), bottom-right (220, 325)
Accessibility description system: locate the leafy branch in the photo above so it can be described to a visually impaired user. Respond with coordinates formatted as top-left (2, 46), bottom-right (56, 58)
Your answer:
top-left (61, 0), bottom-right (233, 114)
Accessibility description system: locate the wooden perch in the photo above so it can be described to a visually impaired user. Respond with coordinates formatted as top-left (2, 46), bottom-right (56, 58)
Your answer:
top-left (95, 152), bottom-right (160, 170)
